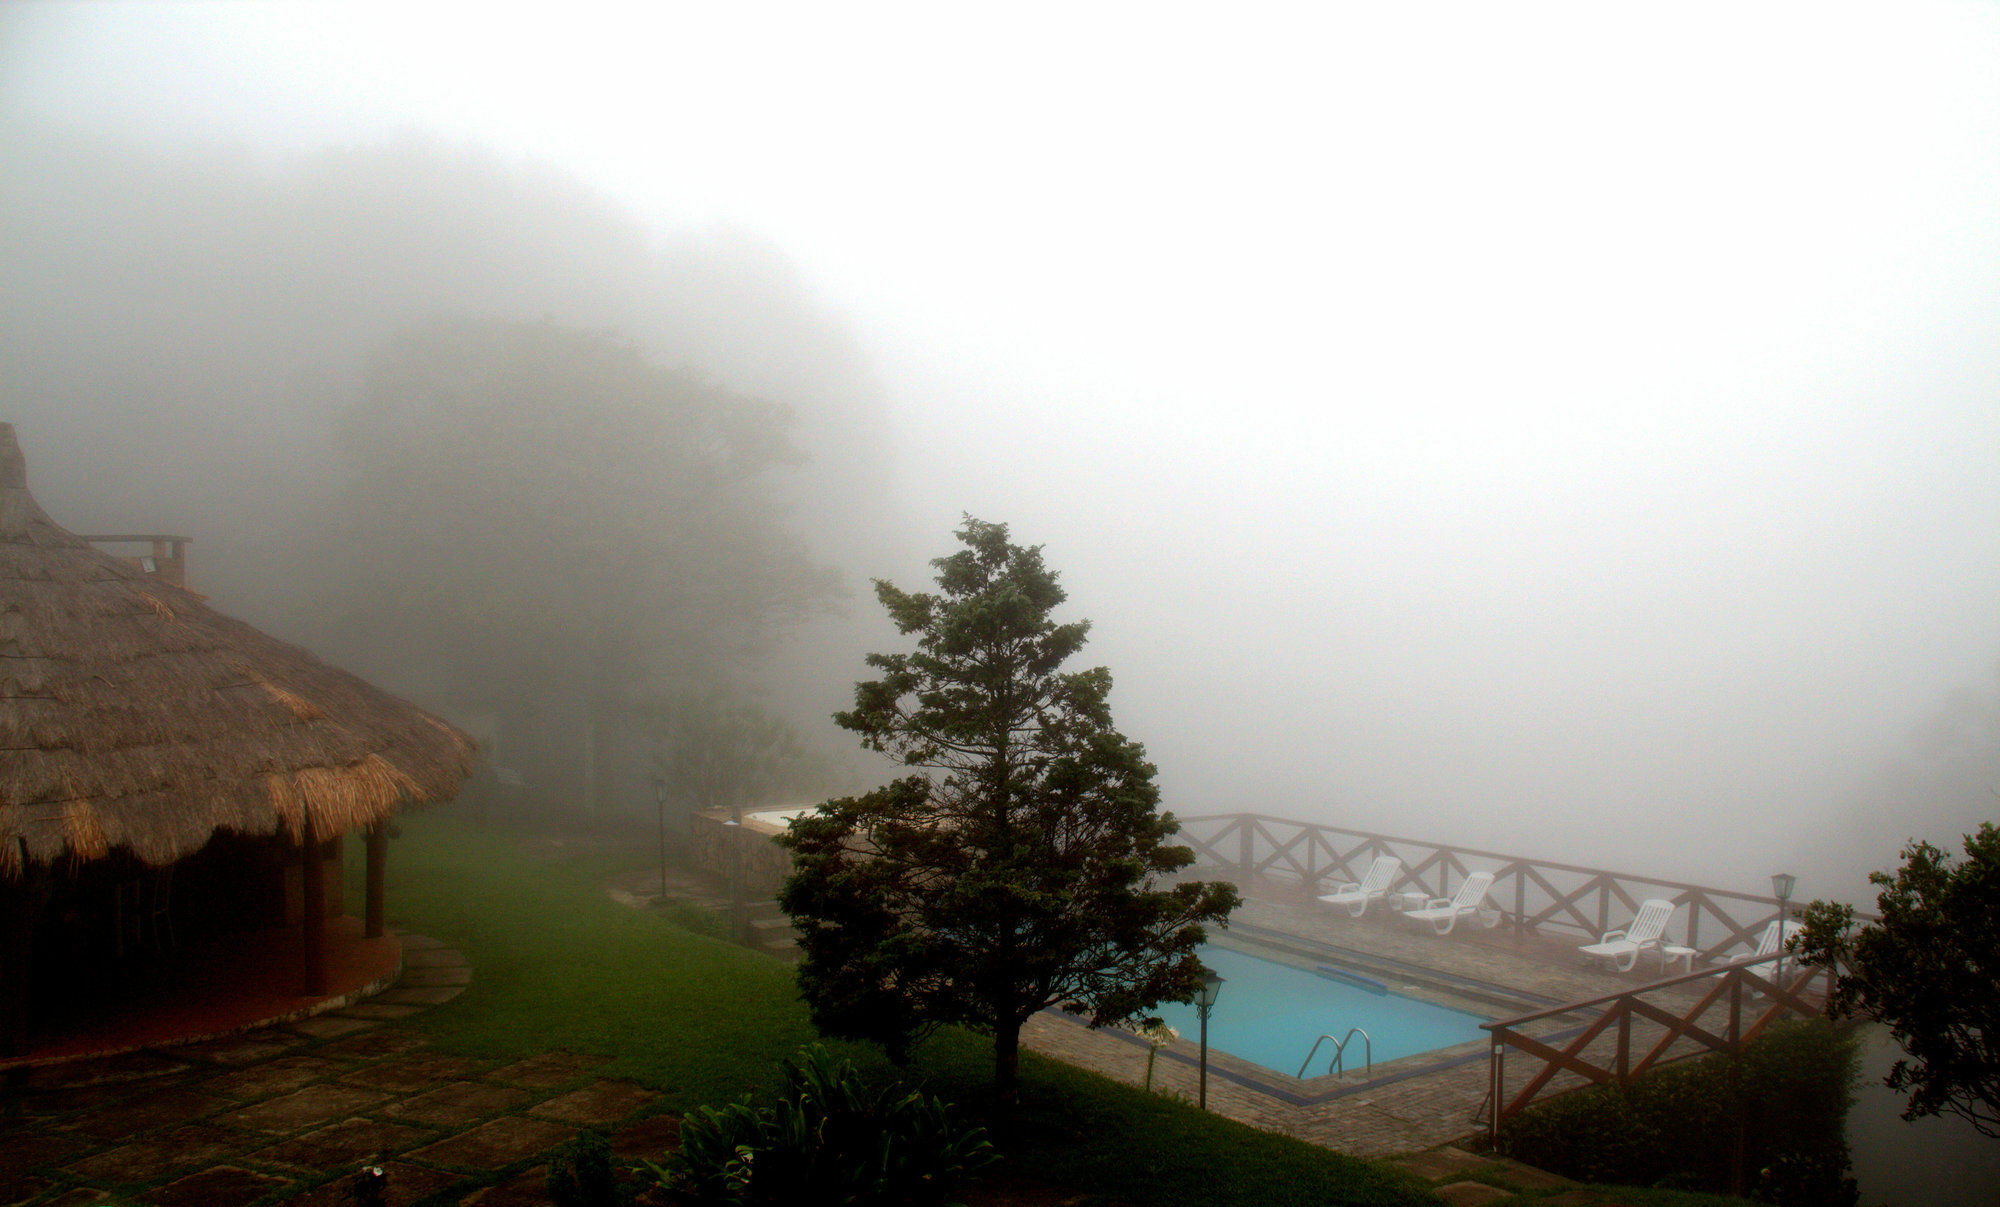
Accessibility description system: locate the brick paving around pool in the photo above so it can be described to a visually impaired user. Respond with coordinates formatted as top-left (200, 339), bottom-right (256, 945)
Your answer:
top-left (0, 935), bottom-right (677, 1207)
top-left (1019, 882), bottom-right (1746, 1159)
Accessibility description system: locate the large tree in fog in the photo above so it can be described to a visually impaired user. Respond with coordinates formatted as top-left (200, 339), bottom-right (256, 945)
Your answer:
top-left (779, 518), bottom-right (1238, 1103)
top-left (1795, 824), bottom-right (2000, 1138)
top-left (331, 319), bottom-right (839, 810)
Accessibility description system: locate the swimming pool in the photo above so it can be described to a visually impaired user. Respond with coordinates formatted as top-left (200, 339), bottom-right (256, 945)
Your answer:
top-left (1151, 944), bottom-right (1489, 1077)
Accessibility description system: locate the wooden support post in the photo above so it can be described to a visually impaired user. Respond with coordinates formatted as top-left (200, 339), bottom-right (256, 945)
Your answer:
top-left (301, 816), bottom-right (328, 995)
top-left (0, 866), bottom-right (41, 1058)
top-left (365, 822), bottom-right (387, 939)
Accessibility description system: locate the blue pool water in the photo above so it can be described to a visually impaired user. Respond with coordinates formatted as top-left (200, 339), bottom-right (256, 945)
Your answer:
top-left (1152, 945), bottom-right (1489, 1077)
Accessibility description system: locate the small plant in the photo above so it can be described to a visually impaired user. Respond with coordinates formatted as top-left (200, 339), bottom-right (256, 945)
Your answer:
top-left (645, 1043), bottom-right (995, 1205)
top-left (1117, 1015), bottom-right (1179, 1091)
top-left (549, 1129), bottom-right (626, 1207)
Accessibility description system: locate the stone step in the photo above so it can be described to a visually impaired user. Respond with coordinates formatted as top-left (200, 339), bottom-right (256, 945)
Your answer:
top-left (746, 915), bottom-right (798, 958)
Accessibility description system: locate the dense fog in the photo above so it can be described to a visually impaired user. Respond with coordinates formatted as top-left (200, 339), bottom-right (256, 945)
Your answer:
top-left (4, 4), bottom-right (1997, 909)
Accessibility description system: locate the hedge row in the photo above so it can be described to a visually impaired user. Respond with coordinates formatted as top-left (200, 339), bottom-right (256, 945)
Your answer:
top-left (1499, 1018), bottom-right (1860, 1205)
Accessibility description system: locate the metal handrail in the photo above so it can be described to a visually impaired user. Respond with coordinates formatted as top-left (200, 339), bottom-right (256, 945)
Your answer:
top-left (1297, 1026), bottom-right (1372, 1078)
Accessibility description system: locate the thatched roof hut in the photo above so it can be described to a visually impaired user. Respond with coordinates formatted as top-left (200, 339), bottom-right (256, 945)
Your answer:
top-left (0, 423), bottom-right (474, 1051)
top-left (0, 422), bottom-right (472, 876)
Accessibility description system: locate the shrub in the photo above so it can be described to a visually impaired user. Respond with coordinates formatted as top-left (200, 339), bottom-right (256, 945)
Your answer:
top-left (548, 1129), bottom-right (625, 1207)
top-left (646, 1043), bottom-right (996, 1206)
top-left (1500, 1019), bottom-right (1859, 1205)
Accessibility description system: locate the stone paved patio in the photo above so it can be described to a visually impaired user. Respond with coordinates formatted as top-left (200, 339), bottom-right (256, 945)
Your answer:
top-left (0, 935), bottom-right (674, 1207)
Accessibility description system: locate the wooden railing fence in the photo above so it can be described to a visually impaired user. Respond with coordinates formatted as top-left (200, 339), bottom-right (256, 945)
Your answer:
top-left (1177, 813), bottom-right (1795, 961)
top-left (1478, 951), bottom-right (1835, 1143)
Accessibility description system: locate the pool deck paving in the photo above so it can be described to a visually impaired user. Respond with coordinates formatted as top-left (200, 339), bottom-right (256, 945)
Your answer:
top-left (0, 935), bottom-right (676, 1207)
top-left (1020, 878), bottom-right (1752, 1160)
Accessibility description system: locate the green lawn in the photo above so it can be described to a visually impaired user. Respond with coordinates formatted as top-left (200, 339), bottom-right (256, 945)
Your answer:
top-left (361, 813), bottom-right (1752, 1207)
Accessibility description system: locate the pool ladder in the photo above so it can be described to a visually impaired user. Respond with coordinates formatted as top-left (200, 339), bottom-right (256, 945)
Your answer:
top-left (1297, 1027), bottom-right (1372, 1079)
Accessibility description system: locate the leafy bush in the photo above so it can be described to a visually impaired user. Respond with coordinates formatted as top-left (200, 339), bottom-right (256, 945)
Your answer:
top-left (548, 1129), bottom-right (625, 1207)
top-left (1500, 1019), bottom-right (1859, 1205)
top-left (646, 1043), bottom-right (995, 1206)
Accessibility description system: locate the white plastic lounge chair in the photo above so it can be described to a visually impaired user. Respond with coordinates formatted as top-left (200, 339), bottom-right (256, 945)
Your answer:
top-left (1579, 898), bottom-right (1677, 972)
top-left (1402, 871), bottom-right (1496, 935)
top-left (1317, 856), bottom-right (1402, 918)
top-left (1745, 918), bottom-right (1803, 960)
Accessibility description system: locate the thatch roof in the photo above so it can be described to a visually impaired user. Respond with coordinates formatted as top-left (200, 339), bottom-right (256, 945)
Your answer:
top-left (0, 424), bottom-right (474, 878)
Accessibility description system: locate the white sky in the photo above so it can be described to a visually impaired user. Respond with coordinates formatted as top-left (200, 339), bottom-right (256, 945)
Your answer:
top-left (6, 1), bottom-right (1999, 898)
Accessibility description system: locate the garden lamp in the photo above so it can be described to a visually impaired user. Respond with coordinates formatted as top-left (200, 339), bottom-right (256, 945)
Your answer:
top-left (1770, 872), bottom-right (1796, 984)
top-left (1196, 970), bottom-right (1224, 1110)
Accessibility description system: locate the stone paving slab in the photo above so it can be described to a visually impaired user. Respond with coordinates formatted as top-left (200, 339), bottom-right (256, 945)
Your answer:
top-left (58, 1086), bottom-right (233, 1140)
top-left (407, 1116), bottom-right (576, 1170)
top-left (217, 1084), bottom-right (396, 1134)
top-left (62, 1123), bottom-right (243, 1183)
top-left (282, 1162), bottom-right (462, 1207)
top-left (1488, 1157), bottom-right (1575, 1190)
top-left (489, 1051), bottom-right (607, 1088)
top-left (141, 1163), bottom-right (294, 1207)
top-left (527, 1079), bottom-right (657, 1127)
top-left (316, 1030), bottom-right (432, 1061)
top-left (1394, 1145), bottom-right (1492, 1181)
top-left (338, 1052), bottom-right (493, 1093)
top-left (21, 1051), bottom-right (192, 1089)
top-left (1435, 1182), bottom-right (1515, 1206)
top-left (457, 1162), bottom-right (553, 1206)
top-left (0, 1128), bottom-right (91, 1170)
top-left (383, 1082), bottom-right (535, 1129)
top-left (42, 1189), bottom-right (119, 1207)
top-left (201, 1055), bottom-right (350, 1100)
top-left (247, 1115), bottom-right (440, 1170)
top-left (176, 1031), bottom-right (305, 1066)
top-left (7, 1083), bottom-right (129, 1117)
top-left (0, 1170), bottom-right (56, 1206)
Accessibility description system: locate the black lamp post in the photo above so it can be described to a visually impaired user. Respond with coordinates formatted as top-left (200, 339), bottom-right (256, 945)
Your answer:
top-left (723, 806), bottom-right (744, 945)
top-left (1196, 969), bottom-right (1224, 1110)
top-left (653, 776), bottom-right (668, 903)
top-left (1770, 872), bottom-right (1796, 985)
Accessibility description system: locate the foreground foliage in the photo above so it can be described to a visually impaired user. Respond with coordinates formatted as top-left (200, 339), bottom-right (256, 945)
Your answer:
top-left (648, 1043), bottom-right (995, 1206)
top-left (1794, 821), bottom-right (2000, 1138)
top-left (1500, 1019), bottom-right (1860, 1205)
top-left (782, 517), bottom-right (1239, 1097)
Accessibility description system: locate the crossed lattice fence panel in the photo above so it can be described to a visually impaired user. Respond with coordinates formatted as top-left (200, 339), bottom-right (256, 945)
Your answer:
top-left (1177, 813), bottom-right (1789, 960)
top-left (1478, 955), bottom-right (1835, 1142)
